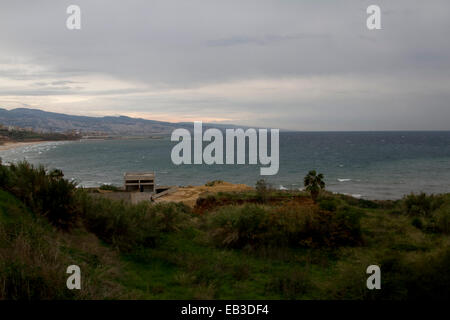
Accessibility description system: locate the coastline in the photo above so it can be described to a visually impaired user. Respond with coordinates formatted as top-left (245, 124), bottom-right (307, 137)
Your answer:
top-left (0, 140), bottom-right (57, 152)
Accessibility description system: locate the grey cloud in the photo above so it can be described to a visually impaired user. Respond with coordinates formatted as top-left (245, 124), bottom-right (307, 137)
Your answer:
top-left (0, 0), bottom-right (449, 130)
top-left (206, 33), bottom-right (330, 47)
top-left (51, 80), bottom-right (79, 86)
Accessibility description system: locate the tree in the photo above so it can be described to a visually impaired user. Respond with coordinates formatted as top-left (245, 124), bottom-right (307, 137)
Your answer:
top-left (303, 170), bottom-right (325, 202)
top-left (49, 169), bottom-right (64, 180)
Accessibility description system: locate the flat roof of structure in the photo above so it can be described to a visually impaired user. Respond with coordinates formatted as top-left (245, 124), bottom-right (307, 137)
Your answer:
top-left (124, 172), bottom-right (155, 180)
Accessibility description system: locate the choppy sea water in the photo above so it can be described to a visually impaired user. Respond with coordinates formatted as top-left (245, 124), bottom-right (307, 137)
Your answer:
top-left (1, 132), bottom-right (449, 200)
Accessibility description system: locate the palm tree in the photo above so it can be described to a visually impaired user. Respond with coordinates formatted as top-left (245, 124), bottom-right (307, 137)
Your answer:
top-left (303, 170), bottom-right (325, 202)
top-left (49, 169), bottom-right (64, 180)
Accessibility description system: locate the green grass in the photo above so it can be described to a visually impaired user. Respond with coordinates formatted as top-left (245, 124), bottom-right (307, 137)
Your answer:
top-left (1, 161), bottom-right (450, 300)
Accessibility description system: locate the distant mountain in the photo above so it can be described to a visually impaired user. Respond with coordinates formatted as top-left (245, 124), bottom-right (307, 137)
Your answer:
top-left (0, 108), bottom-right (189, 136)
top-left (0, 108), bottom-right (263, 137)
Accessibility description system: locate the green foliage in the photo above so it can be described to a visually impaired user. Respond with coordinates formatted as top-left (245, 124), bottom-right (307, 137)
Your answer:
top-left (433, 202), bottom-right (450, 234)
top-left (76, 192), bottom-right (192, 252)
top-left (0, 190), bottom-right (122, 300)
top-left (340, 195), bottom-right (380, 209)
top-left (303, 170), bottom-right (325, 202)
top-left (332, 206), bottom-right (364, 244)
top-left (205, 180), bottom-right (224, 187)
top-left (375, 249), bottom-right (450, 300)
top-left (99, 184), bottom-right (121, 191)
top-left (207, 203), bottom-right (362, 249)
top-left (318, 198), bottom-right (339, 212)
top-left (403, 192), bottom-right (443, 216)
top-left (2, 160), bottom-right (450, 300)
top-left (0, 161), bottom-right (77, 229)
top-left (411, 217), bottom-right (423, 229)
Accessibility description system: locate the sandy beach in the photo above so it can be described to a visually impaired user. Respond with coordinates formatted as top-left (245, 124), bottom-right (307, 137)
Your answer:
top-left (0, 141), bottom-right (53, 151)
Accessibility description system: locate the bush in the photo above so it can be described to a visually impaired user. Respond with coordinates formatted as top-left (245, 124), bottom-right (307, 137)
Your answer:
top-left (99, 184), bottom-right (121, 191)
top-left (0, 161), bottom-right (78, 229)
top-left (340, 195), bottom-right (380, 209)
top-left (329, 206), bottom-right (364, 246)
top-left (380, 249), bottom-right (450, 300)
top-left (208, 205), bottom-right (271, 248)
top-left (403, 193), bottom-right (443, 216)
top-left (207, 203), bottom-right (363, 249)
top-left (434, 203), bottom-right (450, 234)
top-left (318, 198), bottom-right (339, 212)
top-left (0, 190), bottom-right (124, 300)
top-left (205, 180), bottom-right (224, 187)
top-left (411, 217), bottom-right (423, 229)
top-left (76, 192), bottom-right (191, 252)
top-left (334, 248), bottom-right (450, 300)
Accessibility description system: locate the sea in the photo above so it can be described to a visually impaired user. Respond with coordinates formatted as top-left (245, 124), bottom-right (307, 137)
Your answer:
top-left (1, 131), bottom-right (449, 200)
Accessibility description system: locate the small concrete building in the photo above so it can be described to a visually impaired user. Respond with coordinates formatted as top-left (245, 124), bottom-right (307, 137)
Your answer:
top-left (124, 172), bottom-right (155, 192)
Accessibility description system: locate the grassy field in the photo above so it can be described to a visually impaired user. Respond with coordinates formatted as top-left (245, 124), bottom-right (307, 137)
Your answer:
top-left (1, 161), bottom-right (450, 300)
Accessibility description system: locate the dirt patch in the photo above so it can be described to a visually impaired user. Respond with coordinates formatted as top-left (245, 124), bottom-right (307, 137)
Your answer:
top-left (154, 181), bottom-right (253, 207)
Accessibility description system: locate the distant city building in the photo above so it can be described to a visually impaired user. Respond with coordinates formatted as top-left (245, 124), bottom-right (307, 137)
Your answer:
top-left (124, 172), bottom-right (155, 192)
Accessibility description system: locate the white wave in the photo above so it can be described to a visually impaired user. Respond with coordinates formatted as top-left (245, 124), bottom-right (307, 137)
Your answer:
top-left (337, 178), bottom-right (351, 182)
top-left (279, 185), bottom-right (288, 190)
top-left (342, 192), bottom-right (362, 199)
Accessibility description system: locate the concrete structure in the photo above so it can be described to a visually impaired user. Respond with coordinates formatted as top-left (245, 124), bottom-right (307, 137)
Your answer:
top-left (124, 172), bottom-right (155, 192)
top-left (91, 192), bottom-right (153, 205)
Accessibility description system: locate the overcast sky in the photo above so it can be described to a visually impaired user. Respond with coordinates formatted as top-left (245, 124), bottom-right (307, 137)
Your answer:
top-left (0, 0), bottom-right (449, 130)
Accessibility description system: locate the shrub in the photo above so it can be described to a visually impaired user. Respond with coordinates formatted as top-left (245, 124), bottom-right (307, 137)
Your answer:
top-left (327, 206), bottom-right (364, 246)
top-left (403, 193), bottom-right (443, 216)
top-left (380, 249), bottom-right (450, 300)
top-left (99, 184), bottom-right (121, 191)
top-left (340, 195), bottom-right (380, 209)
top-left (0, 190), bottom-right (124, 300)
top-left (208, 205), bottom-right (270, 248)
top-left (205, 180), bottom-right (224, 187)
top-left (0, 161), bottom-right (78, 229)
top-left (75, 192), bottom-right (191, 252)
top-left (318, 198), bottom-right (338, 212)
top-left (434, 203), bottom-right (450, 234)
top-left (207, 203), bottom-right (362, 249)
top-left (411, 217), bottom-right (423, 229)
top-left (334, 249), bottom-right (450, 300)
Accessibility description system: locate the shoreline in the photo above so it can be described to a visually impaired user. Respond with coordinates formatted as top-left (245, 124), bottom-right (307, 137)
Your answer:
top-left (0, 140), bottom-right (59, 152)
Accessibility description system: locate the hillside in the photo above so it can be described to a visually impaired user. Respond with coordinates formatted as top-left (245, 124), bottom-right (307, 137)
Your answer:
top-left (0, 108), bottom-right (246, 136)
top-left (0, 125), bottom-right (79, 145)
top-left (1, 161), bottom-right (450, 300)
top-left (0, 108), bottom-right (186, 136)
